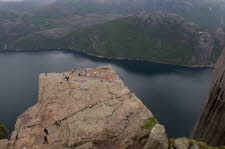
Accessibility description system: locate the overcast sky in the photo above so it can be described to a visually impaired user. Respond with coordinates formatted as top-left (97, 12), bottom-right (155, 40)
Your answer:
top-left (0, 0), bottom-right (23, 1)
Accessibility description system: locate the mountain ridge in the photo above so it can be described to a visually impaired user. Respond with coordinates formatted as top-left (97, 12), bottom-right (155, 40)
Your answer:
top-left (9, 12), bottom-right (225, 67)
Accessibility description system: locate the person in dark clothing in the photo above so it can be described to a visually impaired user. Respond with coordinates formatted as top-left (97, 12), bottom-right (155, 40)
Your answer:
top-left (44, 136), bottom-right (49, 144)
top-left (65, 76), bottom-right (69, 81)
top-left (55, 120), bottom-right (61, 127)
top-left (170, 144), bottom-right (176, 149)
top-left (44, 128), bottom-right (48, 135)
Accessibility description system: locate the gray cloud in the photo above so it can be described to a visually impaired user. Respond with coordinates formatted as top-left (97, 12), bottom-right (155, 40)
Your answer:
top-left (0, 0), bottom-right (23, 1)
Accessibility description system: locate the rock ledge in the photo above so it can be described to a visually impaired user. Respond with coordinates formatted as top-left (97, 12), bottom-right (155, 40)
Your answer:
top-left (4, 66), bottom-right (157, 149)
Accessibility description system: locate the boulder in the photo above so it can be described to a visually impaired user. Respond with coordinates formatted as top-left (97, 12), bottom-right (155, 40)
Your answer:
top-left (143, 124), bottom-right (168, 149)
top-left (174, 138), bottom-right (189, 149)
top-left (189, 143), bottom-right (199, 149)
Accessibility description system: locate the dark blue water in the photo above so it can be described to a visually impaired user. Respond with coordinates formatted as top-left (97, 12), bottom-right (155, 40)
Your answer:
top-left (0, 50), bottom-right (212, 138)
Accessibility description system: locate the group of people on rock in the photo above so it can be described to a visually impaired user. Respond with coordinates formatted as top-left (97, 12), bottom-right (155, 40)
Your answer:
top-left (43, 68), bottom-right (111, 145)
top-left (43, 120), bottom-right (61, 144)
top-left (43, 128), bottom-right (49, 144)
top-left (63, 68), bottom-right (111, 91)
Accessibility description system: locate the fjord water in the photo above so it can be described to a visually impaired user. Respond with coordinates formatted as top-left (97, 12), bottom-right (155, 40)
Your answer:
top-left (0, 50), bottom-right (212, 138)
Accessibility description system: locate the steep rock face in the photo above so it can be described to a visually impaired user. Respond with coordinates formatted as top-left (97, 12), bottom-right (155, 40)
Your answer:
top-left (137, 12), bottom-right (215, 65)
top-left (214, 28), bottom-right (225, 46)
top-left (3, 66), bottom-right (160, 149)
top-left (193, 32), bottom-right (214, 65)
top-left (193, 48), bottom-right (225, 146)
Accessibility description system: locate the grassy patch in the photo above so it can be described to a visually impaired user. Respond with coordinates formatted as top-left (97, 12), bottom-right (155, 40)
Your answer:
top-left (0, 122), bottom-right (9, 140)
top-left (168, 137), bottom-right (225, 149)
top-left (144, 117), bottom-right (158, 130)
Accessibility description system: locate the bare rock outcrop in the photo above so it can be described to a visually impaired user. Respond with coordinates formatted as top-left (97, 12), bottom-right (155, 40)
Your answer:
top-left (193, 48), bottom-right (225, 146)
top-left (0, 139), bottom-right (8, 149)
top-left (174, 138), bottom-right (189, 149)
top-left (143, 124), bottom-right (168, 149)
top-left (4, 66), bottom-right (160, 149)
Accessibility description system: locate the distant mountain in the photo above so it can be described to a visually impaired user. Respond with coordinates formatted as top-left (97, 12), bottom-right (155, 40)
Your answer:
top-left (0, 0), bottom-right (225, 66)
top-left (1, 0), bottom-right (225, 29)
top-left (39, 0), bottom-right (225, 28)
top-left (11, 12), bottom-right (225, 66)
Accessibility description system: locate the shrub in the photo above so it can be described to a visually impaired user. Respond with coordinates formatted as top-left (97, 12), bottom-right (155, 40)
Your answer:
top-left (0, 122), bottom-right (9, 140)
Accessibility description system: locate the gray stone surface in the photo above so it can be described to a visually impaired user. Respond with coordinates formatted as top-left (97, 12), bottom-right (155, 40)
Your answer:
top-left (6, 66), bottom-right (153, 149)
top-left (189, 143), bottom-right (199, 149)
top-left (143, 124), bottom-right (168, 149)
top-left (174, 138), bottom-right (189, 149)
top-left (0, 139), bottom-right (8, 149)
top-left (193, 48), bottom-right (225, 146)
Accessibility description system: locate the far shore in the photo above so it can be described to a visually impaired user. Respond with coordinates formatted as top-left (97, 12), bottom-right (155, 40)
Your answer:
top-left (0, 48), bottom-right (214, 69)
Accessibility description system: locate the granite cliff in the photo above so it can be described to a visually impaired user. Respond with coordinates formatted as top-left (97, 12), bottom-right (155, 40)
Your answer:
top-left (193, 48), bottom-right (225, 146)
top-left (0, 66), bottom-right (167, 149)
top-left (1, 66), bottom-right (225, 149)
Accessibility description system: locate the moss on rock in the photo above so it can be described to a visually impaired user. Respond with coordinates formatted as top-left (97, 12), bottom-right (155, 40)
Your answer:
top-left (168, 137), bottom-right (225, 149)
top-left (144, 117), bottom-right (158, 130)
top-left (0, 122), bottom-right (8, 140)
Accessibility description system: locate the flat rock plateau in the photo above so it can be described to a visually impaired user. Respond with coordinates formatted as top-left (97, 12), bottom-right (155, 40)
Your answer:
top-left (2, 66), bottom-right (168, 149)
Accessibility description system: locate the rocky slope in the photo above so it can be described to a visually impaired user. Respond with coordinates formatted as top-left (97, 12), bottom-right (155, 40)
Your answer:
top-left (193, 48), bottom-right (225, 146)
top-left (0, 66), bottom-right (167, 149)
top-left (1, 66), bottom-right (225, 149)
top-left (12, 12), bottom-right (223, 67)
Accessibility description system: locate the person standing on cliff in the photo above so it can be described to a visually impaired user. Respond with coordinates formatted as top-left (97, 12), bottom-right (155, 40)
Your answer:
top-left (94, 72), bottom-right (97, 77)
top-left (71, 68), bottom-right (74, 74)
top-left (65, 76), bottom-right (69, 81)
top-left (55, 120), bottom-right (61, 127)
top-left (44, 128), bottom-right (48, 135)
top-left (44, 136), bottom-right (49, 144)
top-left (81, 85), bottom-right (88, 90)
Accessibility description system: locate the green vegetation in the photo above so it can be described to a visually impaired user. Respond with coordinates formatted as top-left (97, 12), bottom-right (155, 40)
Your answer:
top-left (0, 0), bottom-right (224, 65)
top-left (144, 117), bottom-right (158, 130)
top-left (13, 16), bottom-right (205, 66)
top-left (0, 122), bottom-right (8, 140)
top-left (168, 138), bottom-right (225, 149)
top-left (211, 39), bottom-right (224, 63)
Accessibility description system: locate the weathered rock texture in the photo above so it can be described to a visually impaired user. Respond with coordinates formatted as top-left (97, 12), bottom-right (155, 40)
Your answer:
top-left (193, 48), bottom-right (225, 146)
top-left (143, 124), bottom-right (168, 149)
top-left (174, 138), bottom-right (189, 149)
top-left (0, 139), bottom-right (8, 149)
top-left (3, 66), bottom-right (159, 149)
